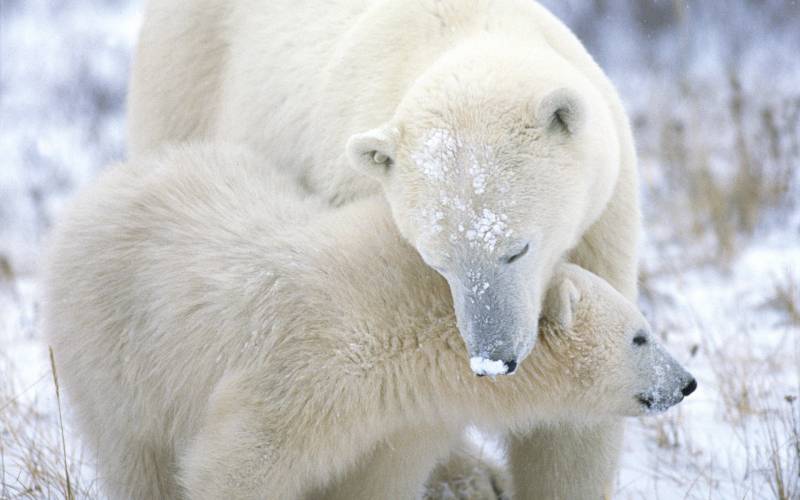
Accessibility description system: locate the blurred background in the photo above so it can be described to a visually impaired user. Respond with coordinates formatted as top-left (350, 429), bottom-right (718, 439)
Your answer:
top-left (1, 1), bottom-right (798, 498)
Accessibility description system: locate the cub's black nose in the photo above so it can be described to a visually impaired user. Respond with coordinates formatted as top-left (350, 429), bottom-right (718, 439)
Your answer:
top-left (504, 360), bottom-right (517, 374)
top-left (682, 378), bottom-right (697, 396)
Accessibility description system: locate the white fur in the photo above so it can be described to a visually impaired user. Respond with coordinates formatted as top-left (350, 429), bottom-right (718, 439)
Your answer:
top-left (128, 4), bottom-right (641, 490)
top-left (44, 145), bottom-right (687, 500)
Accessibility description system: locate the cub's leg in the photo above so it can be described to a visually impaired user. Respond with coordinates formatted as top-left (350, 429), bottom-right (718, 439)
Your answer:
top-left (95, 432), bottom-right (178, 500)
top-left (178, 374), bottom-right (302, 499)
top-left (179, 370), bottom-right (378, 499)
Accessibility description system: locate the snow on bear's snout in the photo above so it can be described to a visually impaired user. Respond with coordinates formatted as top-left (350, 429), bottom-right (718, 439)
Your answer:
top-left (634, 332), bottom-right (697, 414)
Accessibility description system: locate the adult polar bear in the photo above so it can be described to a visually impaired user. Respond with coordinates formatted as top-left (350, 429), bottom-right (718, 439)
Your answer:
top-left (128, 0), bottom-right (640, 497)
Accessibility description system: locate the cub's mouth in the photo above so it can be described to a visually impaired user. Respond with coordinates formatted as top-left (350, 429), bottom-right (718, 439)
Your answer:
top-left (635, 393), bottom-right (677, 413)
top-left (636, 394), bottom-right (655, 409)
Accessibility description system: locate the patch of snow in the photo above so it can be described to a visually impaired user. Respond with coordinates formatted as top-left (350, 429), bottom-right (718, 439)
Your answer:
top-left (411, 128), bottom-right (457, 182)
top-left (470, 356), bottom-right (509, 376)
top-left (465, 208), bottom-right (508, 253)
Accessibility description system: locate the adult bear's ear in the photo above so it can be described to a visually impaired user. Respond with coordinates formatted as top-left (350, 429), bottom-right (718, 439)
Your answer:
top-left (536, 88), bottom-right (584, 135)
top-left (346, 125), bottom-right (398, 180)
top-left (544, 277), bottom-right (581, 330)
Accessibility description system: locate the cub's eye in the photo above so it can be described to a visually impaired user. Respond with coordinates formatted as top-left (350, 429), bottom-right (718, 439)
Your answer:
top-left (504, 243), bottom-right (530, 264)
top-left (633, 332), bottom-right (648, 346)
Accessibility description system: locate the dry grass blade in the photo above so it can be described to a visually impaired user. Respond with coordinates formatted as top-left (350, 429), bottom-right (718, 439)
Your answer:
top-left (49, 347), bottom-right (74, 500)
top-left (762, 270), bottom-right (800, 327)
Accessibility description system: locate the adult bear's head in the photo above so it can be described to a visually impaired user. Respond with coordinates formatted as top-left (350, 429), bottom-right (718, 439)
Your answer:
top-left (346, 41), bottom-right (620, 375)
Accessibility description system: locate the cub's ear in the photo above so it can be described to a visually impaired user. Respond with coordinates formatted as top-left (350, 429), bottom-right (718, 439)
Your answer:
top-left (544, 277), bottom-right (581, 330)
top-left (536, 88), bottom-right (584, 135)
top-left (346, 126), bottom-right (398, 180)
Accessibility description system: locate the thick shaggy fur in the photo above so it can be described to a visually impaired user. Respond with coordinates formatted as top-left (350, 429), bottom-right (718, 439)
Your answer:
top-left (128, 3), bottom-right (641, 493)
top-left (45, 146), bottom-right (688, 499)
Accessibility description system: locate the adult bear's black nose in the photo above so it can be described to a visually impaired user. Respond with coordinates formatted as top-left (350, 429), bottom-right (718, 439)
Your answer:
top-left (504, 359), bottom-right (517, 374)
top-left (681, 378), bottom-right (697, 396)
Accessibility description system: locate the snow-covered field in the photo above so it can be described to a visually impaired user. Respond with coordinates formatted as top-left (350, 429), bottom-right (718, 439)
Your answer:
top-left (1, 1), bottom-right (798, 499)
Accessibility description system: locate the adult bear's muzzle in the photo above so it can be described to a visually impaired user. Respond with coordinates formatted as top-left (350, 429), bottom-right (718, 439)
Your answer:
top-left (445, 268), bottom-right (541, 377)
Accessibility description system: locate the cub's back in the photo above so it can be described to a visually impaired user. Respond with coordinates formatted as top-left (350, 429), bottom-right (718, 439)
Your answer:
top-left (43, 144), bottom-right (319, 439)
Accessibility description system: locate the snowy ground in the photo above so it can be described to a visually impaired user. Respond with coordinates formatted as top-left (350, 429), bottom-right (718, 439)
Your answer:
top-left (1, 1), bottom-right (798, 499)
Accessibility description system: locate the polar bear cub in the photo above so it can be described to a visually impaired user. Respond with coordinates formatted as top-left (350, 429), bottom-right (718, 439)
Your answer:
top-left (44, 144), bottom-right (694, 500)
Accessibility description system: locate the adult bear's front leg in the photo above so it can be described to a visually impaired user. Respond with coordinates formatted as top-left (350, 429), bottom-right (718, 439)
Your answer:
top-left (311, 426), bottom-right (458, 500)
top-left (508, 420), bottom-right (623, 500)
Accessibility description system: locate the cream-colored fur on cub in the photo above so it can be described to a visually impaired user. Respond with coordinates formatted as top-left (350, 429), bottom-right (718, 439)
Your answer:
top-left (45, 145), bottom-right (691, 500)
top-left (129, 3), bottom-right (641, 489)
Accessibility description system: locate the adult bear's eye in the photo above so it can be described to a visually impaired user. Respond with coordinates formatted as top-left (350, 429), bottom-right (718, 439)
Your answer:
top-left (633, 331), bottom-right (648, 346)
top-left (504, 243), bottom-right (530, 264)
top-left (372, 151), bottom-right (389, 164)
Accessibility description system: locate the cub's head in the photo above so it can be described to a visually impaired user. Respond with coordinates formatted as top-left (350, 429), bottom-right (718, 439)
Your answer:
top-left (538, 264), bottom-right (696, 416)
top-left (346, 42), bottom-right (620, 374)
